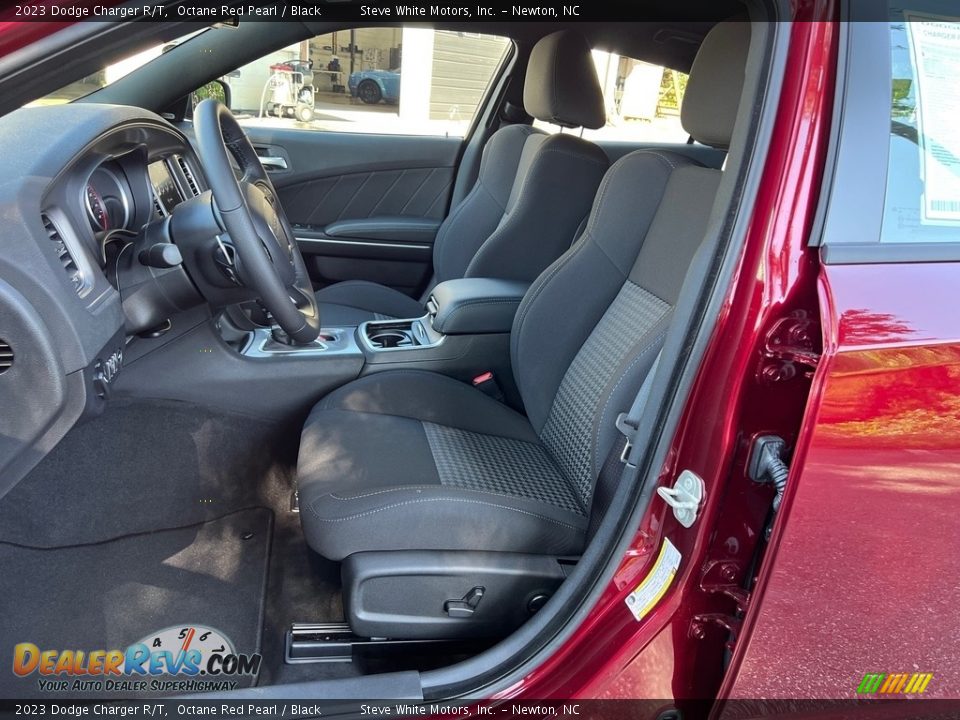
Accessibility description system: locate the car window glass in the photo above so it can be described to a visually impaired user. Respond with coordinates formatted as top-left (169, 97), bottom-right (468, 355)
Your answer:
top-left (229, 28), bottom-right (511, 137)
top-left (880, 14), bottom-right (960, 243)
top-left (29, 28), bottom-right (208, 106)
top-left (533, 52), bottom-right (689, 143)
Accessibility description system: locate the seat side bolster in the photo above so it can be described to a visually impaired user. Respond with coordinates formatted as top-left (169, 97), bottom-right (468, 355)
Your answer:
top-left (304, 484), bottom-right (586, 561)
top-left (432, 124), bottom-right (537, 282)
top-left (465, 134), bottom-right (609, 282)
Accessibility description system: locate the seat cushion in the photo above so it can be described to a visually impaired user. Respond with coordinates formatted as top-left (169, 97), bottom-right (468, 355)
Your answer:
top-left (315, 280), bottom-right (425, 326)
top-left (298, 371), bottom-right (587, 561)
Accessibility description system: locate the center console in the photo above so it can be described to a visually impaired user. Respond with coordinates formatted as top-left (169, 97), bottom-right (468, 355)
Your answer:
top-left (354, 279), bottom-right (528, 389)
top-left (117, 279), bottom-right (529, 429)
top-left (359, 278), bottom-right (529, 352)
top-left (360, 316), bottom-right (442, 352)
top-left (150, 277), bottom-right (532, 416)
top-left (239, 278), bottom-right (528, 376)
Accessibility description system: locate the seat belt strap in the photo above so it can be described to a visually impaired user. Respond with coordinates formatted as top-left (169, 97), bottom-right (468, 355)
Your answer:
top-left (587, 349), bottom-right (665, 539)
top-left (615, 350), bottom-right (662, 467)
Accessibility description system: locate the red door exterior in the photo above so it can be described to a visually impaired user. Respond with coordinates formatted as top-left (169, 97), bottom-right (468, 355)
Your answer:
top-left (721, 262), bottom-right (960, 700)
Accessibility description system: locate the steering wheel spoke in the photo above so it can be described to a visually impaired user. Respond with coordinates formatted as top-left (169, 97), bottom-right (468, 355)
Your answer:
top-left (194, 99), bottom-right (320, 344)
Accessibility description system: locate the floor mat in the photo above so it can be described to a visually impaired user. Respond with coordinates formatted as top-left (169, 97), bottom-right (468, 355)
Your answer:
top-left (0, 508), bottom-right (272, 698)
top-left (0, 399), bottom-right (296, 547)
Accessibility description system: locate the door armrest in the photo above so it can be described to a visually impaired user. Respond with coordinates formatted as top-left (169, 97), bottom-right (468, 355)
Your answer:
top-left (324, 216), bottom-right (442, 244)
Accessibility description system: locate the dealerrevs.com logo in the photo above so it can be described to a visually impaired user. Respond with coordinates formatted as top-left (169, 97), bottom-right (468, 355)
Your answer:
top-left (12, 625), bottom-right (262, 693)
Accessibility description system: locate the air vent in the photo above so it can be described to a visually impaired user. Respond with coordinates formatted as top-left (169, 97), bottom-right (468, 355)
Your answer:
top-left (41, 213), bottom-right (85, 295)
top-left (0, 339), bottom-right (12, 374)
top-left (177, 156), bottom-right (200, 197)
top-left (153, 193), bottom-right (165, 217)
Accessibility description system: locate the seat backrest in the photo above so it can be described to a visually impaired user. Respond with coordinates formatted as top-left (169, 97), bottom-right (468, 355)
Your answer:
top-left (510, 22), bottom-right (752, 510)
top-left (430, 30), bottom-right (609, 288)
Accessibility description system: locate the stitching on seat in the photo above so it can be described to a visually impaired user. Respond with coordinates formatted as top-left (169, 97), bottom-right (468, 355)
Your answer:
top-left (328, 486), bottom-right (440, 500)
top-left (312, 373), bottom-right (530, 432)
top-left (511, 151), bottom-right (681, 410)
top-left (513, 229), bottom-right (591, 342)
top-left (510, 239), bottom-right (587, 399)
top-left (465, 145), bottom-right (606, 276)
top-left (434, 182), bottom-right (502, 280)
top-left (639, 150), bottom-right (681, 170)
top-left (307, 495), bottom-right (583, 530)
top-left (584, 152), bottom-right (674, 240)
top-left (327, 483), bottom-right (571, 508)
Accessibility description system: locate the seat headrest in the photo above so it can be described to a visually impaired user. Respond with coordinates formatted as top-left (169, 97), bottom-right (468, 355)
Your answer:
top-left (681, 22), bottom-right (751, 149)
top-left (523, 30), bottom-right (606, 130)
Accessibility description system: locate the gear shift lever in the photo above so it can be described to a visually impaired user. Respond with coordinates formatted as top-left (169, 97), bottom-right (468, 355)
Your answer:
top-left (266, 323), bottom-right (335, 350)
top-left (271, 324), bottom-right (295, 346)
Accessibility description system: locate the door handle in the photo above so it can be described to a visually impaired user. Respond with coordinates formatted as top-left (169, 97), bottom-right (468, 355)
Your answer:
top-left (260, 156), bottom-right (288, 170)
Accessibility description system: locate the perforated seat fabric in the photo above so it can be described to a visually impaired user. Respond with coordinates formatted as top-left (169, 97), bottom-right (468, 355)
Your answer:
top-left (316, 30), bottom-right (609, 327)
top-left (298, 22), bottom-right (751, 560)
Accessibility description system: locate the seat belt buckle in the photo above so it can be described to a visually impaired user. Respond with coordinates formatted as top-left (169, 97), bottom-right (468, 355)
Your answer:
top-left (472, 371), bottom-right (505, 402)
top-left (616, 412), bottom-right (637, 466)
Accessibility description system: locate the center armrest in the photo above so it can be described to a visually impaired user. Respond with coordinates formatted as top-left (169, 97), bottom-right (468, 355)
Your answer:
top-left (428, 278), bottom-right (530, 335)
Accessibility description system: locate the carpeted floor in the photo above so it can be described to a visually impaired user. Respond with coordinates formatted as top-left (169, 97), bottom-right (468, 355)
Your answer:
top-left (0, 509), bottom-right (272, 698)
top-left (0, 399), bottom-right (294, 547)
top-left (0, 399), bottom-right (349, 693)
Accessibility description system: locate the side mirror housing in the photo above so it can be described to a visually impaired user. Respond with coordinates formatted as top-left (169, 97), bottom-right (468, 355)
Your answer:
top-left (192, 79), bottom-right (231, 114)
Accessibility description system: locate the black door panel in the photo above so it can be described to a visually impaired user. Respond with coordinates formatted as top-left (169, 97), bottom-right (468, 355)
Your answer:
top-left (240, 126), bottom-right (461, 294)
top-left (293, 226), bottom-right (435, 296)
top-left (279, 166), bottom-right (452, 227)
top-left (324, 217), bottom-right (441, 243)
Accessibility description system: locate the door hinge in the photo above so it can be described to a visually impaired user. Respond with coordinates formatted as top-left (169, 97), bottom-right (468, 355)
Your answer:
top-left (691, 560), bottom-right (751, 649)
top-left (758, 309), bottom-right (821, 384)
top-left (690, 613), bottom-right (742, 650)
top-left (699, 560), bottom-right (751, 613)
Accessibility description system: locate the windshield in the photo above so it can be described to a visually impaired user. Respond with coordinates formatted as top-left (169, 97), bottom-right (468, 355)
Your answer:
top-left (28, 27), bottom-right (208, 106)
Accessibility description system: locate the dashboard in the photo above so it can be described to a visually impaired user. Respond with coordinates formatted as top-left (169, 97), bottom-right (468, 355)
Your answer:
top-left (84, 162), bottom-right (131, 232)
top-left (81, 155), bottom-right (192, 233)
top-left (81, 148), bottom-right (197, 236)
top-left (0, 103), bottom-right (208, 496)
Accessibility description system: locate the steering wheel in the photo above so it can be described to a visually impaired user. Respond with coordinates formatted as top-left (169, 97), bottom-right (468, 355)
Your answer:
top-left (193, 99), bottom-right (320, 344)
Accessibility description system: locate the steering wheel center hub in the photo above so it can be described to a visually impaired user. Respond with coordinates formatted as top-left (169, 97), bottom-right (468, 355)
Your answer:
top-left (242, 181), bottom-right (296, 282)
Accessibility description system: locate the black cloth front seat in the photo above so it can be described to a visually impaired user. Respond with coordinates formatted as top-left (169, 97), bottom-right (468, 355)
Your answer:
top-left (314, 30), bottom-right (609, 326)
top-left (298, 22), bottom-right (751, 561)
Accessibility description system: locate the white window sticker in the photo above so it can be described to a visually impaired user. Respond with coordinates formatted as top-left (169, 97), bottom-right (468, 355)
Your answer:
top-left (625, 538), bottom-right (681, 621)
top-left (904, 14), bottom-right (960, 225)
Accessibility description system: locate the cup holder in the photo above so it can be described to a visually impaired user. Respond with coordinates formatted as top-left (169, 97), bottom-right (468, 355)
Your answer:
top-left (367, 329), bottom-right (413, 349)
top-left (362, 317), bottom-right (440, 351)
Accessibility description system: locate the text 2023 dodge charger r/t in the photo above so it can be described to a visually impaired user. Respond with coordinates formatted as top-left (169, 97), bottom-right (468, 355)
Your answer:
top-left (0, 0), bottom-right (959, 714)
